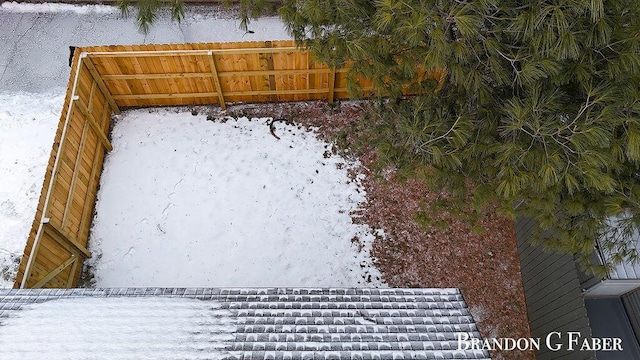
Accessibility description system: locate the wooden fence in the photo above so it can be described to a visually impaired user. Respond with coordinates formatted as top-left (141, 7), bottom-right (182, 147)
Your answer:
top-left (14, 49), bottom-right (113, 288)
top-left (15, 40), bottom-right (445, 288)
top-left (77, 40), bottom-right (375, 109)
top-left (13, 40), bottom-right (390, 288)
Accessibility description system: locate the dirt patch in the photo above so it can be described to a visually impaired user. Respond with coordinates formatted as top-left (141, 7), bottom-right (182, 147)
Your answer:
top-left (199, 100), bottom-right (534, 359)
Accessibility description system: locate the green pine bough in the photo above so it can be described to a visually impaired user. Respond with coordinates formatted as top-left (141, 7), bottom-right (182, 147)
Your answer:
top-left (117, 0), bottom-right (186, 34)
top-left (118, 0), bottom-right (279, 34)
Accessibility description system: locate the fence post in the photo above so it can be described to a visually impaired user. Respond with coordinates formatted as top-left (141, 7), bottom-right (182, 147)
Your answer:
top-left (208, 51), bottom-right (226, 110)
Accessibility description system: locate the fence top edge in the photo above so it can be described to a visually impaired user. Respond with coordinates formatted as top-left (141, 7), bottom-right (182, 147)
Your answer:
top-left (77, 40), bottom-right (301, 53)
top-left (82, 47), bottom-right (303, 58)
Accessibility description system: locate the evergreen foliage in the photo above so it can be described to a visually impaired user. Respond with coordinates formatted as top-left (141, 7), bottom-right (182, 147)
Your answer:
top-left (118, 0), bottom-right (279, 34)
top-left (118, 0), bottom-right (186, 34)
top-left (267, 0), bottom-right (640, 274)
top-left (236, 0), bottom-right (280, 31)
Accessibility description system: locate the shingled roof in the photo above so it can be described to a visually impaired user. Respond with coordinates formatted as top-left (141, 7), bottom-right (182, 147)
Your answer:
top-left (0, 288), bottom-right (490, 360)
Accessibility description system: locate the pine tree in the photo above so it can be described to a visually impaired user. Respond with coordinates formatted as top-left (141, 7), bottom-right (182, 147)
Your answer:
top-left (266, 0), bottom-right (640, 274)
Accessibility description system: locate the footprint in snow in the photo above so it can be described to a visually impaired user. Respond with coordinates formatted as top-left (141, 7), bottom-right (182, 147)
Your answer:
top-left (0, 200), bottom-right (18, 217)
top-left (123, 247), bottom-right (135, 258)
top-left (162, 203), bottom-right (174, 216)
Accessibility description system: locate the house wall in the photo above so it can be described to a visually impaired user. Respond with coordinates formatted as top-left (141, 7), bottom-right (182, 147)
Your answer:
top-left (586, 297), bottom-right (640, 359)
top-left (622, 288), bottom-right (640, 346)
top-left (515, 217), bottom-right (596, 360)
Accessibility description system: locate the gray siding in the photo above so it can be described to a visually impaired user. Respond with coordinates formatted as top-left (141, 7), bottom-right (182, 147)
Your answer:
top-left (622, 288), bottom-right (640, 346)
top-left (516, 217), bottom-right (596, 360)
top-left (586, 298), bottom-right (640, 359)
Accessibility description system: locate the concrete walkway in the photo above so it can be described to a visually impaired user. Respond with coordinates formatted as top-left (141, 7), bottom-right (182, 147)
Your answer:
top-left (0, 4), bottom-right (289, 92)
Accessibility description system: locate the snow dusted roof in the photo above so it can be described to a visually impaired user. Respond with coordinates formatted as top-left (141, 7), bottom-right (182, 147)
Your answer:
top-left (0, 288), bottom-right (489, 360)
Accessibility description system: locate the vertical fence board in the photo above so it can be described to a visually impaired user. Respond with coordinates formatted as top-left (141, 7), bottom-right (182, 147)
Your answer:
top-left (129, 46), bottom-right (154, 96)
top-left (112, 45), bottom-right (136, 103)
top-left (61, 117), bottom-right (89, 230)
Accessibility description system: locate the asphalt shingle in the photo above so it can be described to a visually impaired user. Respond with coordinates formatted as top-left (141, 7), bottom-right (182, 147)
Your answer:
top-left (0, 288), bottom-right (490, 359)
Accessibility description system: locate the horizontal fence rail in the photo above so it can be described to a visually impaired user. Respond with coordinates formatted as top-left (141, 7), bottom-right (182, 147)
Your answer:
top-left (14, 40), bottom-right (442, 288)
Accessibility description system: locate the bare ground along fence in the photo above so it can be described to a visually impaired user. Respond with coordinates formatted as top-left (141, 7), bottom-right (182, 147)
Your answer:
top-left (13, 40), bottom-right (376, 288)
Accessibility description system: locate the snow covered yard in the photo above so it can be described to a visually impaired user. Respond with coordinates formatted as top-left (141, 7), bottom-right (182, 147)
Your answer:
top-left (85, 108), bottom-right (383, 288)
top-left (0, 91), bottom-right (63, 288)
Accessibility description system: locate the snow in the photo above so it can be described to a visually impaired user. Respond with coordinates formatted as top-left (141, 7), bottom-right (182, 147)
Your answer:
top-left (1, 2), bottom-right (118, 14)
top-left (0, 297), bottom-right (234, 359)
top-left (0, 90), bottom-right (64, 288)
top-left (87, 109), bottom-right (383, 288)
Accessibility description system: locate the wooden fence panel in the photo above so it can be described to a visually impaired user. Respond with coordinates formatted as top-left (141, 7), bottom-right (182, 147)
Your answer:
top-left (81, 41), bottom-right (368, 108)
top-left (13, 49), bottom-right (81, 288)
top-left (14, 51), bottom-right (112, 289)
